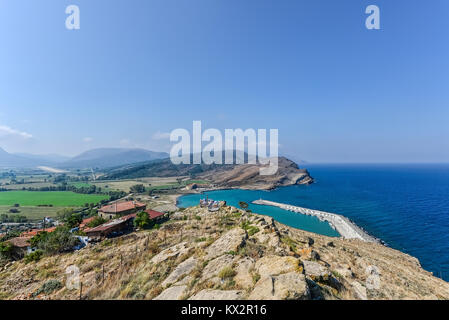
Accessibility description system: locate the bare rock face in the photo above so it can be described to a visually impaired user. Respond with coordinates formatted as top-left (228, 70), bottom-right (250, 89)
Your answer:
top-left (249, 272), bottom-right (310, 300)
top-left (162, 256), bottom-right (197, 287)
top-left (234, 257), bottom-right (255, 289)
top-left (199, 157), bottom-right (313, 190)
top-left (351, 281), bottom-right (368, 300)
top-left (205, 228), bottom-right (247, 260)
top-left (303, 261), bottom-right (331, 282)
top-left (201, 254), bottom-right (235, 282)
top-left (255, 255), bottom-right (301, 277)
top-left (154, 285), bottom-right (188, 300)
top-left (189, 289), bottom-right (244, 300)
top-left (151, 242), bottom-right (190, 264)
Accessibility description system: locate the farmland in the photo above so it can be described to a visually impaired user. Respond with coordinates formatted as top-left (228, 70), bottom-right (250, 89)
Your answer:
top-left (0, 206), bottom-right (61, 220)
top-left (0, 191), bottom-right (108, 207)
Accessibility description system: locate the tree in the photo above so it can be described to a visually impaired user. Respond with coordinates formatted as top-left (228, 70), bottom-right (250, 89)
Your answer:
top-left (31, 227), bottom-right (80, 254)
top-left (0, 242), bottom-right (13, 260)
top-left (130, 184), bottom-right (146, 193)
top-left (87, 216), bottom-right (106, 228)
top-left (134, 211), bottom-right (151, 229)
top-left (57, 208), bottom-right (82, 228)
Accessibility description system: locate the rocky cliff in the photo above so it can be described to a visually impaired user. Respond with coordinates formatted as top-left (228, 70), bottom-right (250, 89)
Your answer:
top-left (200, 157), bottom-right (313, 190)
top-left (1, 205), bottom-right (449, 300)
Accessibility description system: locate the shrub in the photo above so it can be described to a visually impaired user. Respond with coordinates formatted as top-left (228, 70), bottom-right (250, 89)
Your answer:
top-left (218, 266), bottom-right (236, 280)
top-left (240, 221), bottom-right (259, 236)
top-left (31, 227), bottom-right (81, 254)
top-left (87, 216), bottom-right (106, 228)
top-left (0, 242), bottom-right (13, 260)
top-left (134, 211), bottom-right (152, 229)
top-left (130, 184), bottom-right (146, 193)
top-left (32, 280), bottom-right (62, 297)
top-left (24, 250), bottom-right (43, 264)
top-left (281, 236), bottom-right (297, 251)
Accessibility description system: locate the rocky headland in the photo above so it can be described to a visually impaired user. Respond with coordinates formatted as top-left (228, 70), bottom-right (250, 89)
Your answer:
top-left (1, 205), bottom-right (449, 300)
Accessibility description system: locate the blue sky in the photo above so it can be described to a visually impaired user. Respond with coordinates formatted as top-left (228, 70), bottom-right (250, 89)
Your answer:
top-left (0, 0), bottom-right (448, 162)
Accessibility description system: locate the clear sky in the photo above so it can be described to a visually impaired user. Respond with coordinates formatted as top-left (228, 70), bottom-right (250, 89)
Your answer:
top-left (0, 0), bottom-right (448, 163)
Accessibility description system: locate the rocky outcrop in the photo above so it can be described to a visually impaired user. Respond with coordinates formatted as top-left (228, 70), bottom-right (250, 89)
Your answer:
top-left (2, 205), bottom-right (449, 300)
top-left (303, 261), bottom-right (331, 282)
top-left (254, 256), bottom-right (300, 277)
top-left (234, 257), bottom-right (255, 289)
top-left (151, 242), bottom-right (190, 264)
top-left (162, 256), bottom-right (197, 287)
top-left (249, 272), bottom-right (310, 300)
top-left (200, 157), bottom-right (313, 190)
top-left (154, 285), bottom-right (188, 300)
top-left (205, 228), bottom-right (247, 260)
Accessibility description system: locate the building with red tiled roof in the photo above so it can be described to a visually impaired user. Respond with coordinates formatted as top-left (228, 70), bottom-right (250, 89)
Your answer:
top-left (21, 227), bottom-right (57, 238)
top-left (79, 216), bottom-right (97, 230)
top-left (146, 209), bottom-right (166, 221)
top-left (98, 201), bottom-right (146, 220)
top-left (6, 236), bottom-right (33, 259)
top-left (85, 214), bottom-right (136, 238)
top-left (85, 210), bottom-right (166, 239)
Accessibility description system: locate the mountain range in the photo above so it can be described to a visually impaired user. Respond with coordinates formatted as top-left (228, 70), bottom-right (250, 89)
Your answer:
top-left (0, 147), bottom-right (169, 170)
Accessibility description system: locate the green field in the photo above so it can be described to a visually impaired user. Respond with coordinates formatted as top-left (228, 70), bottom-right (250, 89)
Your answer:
top-left (0, 191), bottom-right (108, 207)
top-left (0, 206), bottom-right (61, 220)
top-left (68, 182), bottom-right (92, 188)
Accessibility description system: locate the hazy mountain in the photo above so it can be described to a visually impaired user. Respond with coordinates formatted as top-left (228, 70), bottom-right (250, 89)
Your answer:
top-left (59, 148), bottom-right (169, 169)
top-left (0, 147), bottom-right (41, 168)
top-left (14, 153), bottom-right (71, 164)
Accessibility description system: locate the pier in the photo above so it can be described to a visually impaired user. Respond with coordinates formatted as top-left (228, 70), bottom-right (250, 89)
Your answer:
top-left (252, 199), bottom-right (379, 243)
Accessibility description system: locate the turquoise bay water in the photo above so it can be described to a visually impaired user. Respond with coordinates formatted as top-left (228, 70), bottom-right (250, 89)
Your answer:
top-left (178, 164), bottom-right (449, 280)
top-left (179, 189), bottom-right (340, 237)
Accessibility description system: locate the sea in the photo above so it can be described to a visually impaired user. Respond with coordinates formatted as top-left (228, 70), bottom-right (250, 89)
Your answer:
top-left (178, 164), bottom-right (449, 281)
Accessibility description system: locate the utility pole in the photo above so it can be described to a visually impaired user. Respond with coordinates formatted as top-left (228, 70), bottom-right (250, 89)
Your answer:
top-left (79, 281), bottom-right (83, 300)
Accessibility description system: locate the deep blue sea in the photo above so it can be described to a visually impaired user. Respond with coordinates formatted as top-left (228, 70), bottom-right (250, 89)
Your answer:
top-left (178, 164), bottom-right (449, 280)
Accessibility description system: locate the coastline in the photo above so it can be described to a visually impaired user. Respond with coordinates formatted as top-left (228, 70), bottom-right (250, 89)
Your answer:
top-left (175, 190), bottom-right (381, 244)
top-left (252, 199), bottom-right (380, 243)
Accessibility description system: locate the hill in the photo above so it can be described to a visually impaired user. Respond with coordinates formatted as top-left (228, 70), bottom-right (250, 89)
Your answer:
top-left (2, 205), bottom-right (448, 300)
top-left (100, 156), bottom-right (313, 189)
top-left (58, 148), bottom-right (169, 169)
top-left (0, 148), bottom-right (40, 168)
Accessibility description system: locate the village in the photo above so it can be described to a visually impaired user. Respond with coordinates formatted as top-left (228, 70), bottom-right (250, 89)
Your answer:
top-left (0, 199), bottom-right (169, 261)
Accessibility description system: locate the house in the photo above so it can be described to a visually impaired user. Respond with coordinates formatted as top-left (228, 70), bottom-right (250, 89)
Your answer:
top-left (145, 209), bottom-right (167, 223)
top-left (98, 201), bottom-right (146, 220)
top-left (21, 226), bottom-right (57, 237)
top-left (79, 216), bottom-right (96, 230)
top-left (85, 209), bottom-right (167, 239)
top-left (6, 236), bottom-right (32, 258)
top-left (85, 214), bottom-right (136, 239)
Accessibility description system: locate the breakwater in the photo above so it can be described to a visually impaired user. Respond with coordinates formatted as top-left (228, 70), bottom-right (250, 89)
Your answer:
top-left (252, 199), bottom-right (379, 243)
